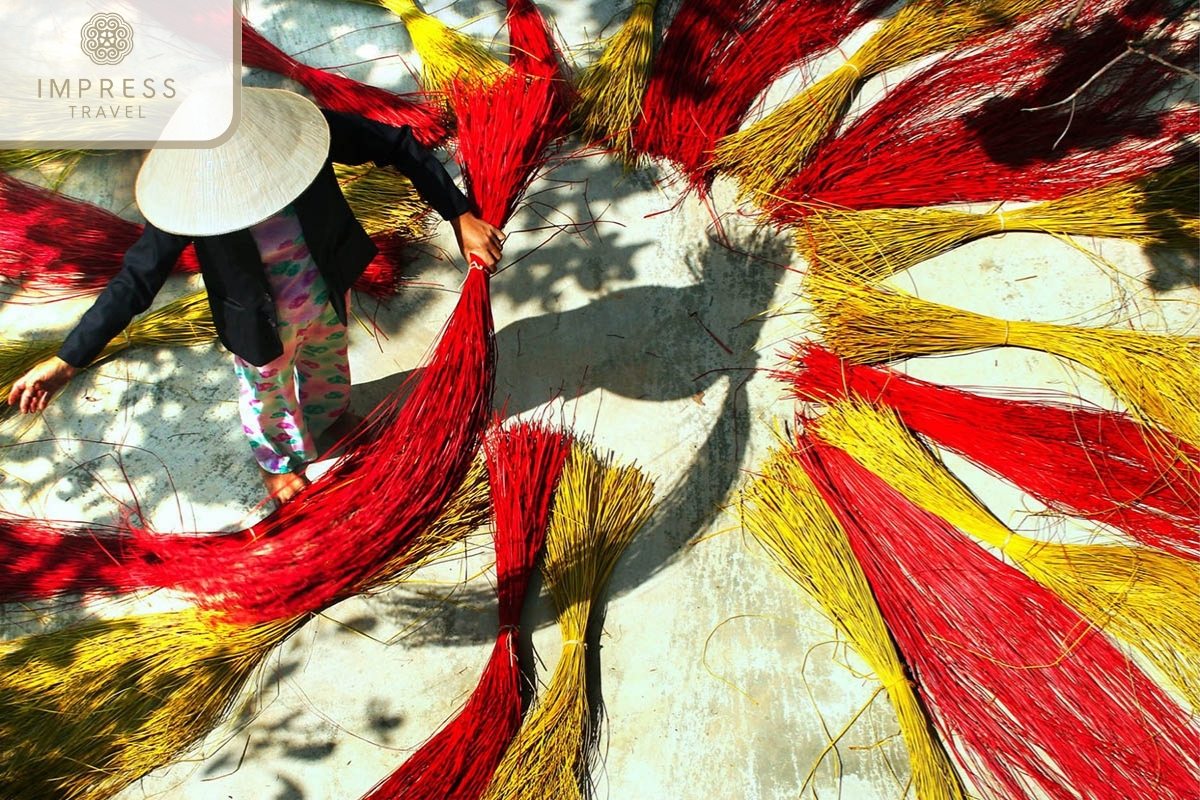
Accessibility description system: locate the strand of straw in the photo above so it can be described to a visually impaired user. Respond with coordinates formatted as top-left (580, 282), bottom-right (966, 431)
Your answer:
top-left (741, 446), bottom-right (968, 800)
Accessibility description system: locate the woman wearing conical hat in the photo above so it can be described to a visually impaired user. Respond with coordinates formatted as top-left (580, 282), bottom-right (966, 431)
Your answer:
top-left (8, 87), bottom-right (504, 505)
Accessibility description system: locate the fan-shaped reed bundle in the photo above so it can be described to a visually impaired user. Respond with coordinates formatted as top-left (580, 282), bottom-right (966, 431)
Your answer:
top-left (373, 0), bottom-right (509, 93)
top-left (0, 148), bottom-right (90, 188)
top-left (634, 0), bottom-right (888, 190)
top-left (812, 399), bottom-right (1200, 710)
top-left (778, 343), bottom-right (1200, 560)
top-left (0, 290), bottom-right (216, 417)
top-left (572, 0), bottom-right (659, 163)
top-left (480, 442), bottom-right (656, 800)
top-left (361, 420), bottom-right (572, 800)
top-left (767, 0), bottom-right (1197, 220)
top-left (794, 431), bottom-right (1200, 800)
top-left (710, 0), bottom-right (1053, 200)
top-left (798, 163), bottom-right (1199, 281)
top-left (0, 608), bottom-right (305, 800)
top-left (0, 453), bottom-right (490, 604)
top-left (241, 18), bottom-right (449, 146)
top-left (336, 162), bottom-right (437, 241)
top-left (741, 446), bottom-right (968, 800)
top-left (808, 276), bottom-right (1200, 448)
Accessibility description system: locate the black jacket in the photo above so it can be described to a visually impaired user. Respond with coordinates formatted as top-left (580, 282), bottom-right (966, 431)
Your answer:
top-left (59, 109), bottom-right (470, 368)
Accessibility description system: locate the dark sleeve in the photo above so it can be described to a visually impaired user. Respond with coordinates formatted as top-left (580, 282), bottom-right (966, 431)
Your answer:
top-left (322, 108), bottom-right (471, 222)
top-left (58, 223), bottom-right (190, 368)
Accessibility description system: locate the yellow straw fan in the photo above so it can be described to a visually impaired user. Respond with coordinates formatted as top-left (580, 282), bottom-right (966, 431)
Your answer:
top-left (336, 162), bottom-right (437, 241)
top-left (709, 0), bottom-right (1052, 200)
top-left (1, 290), bottom-right (217, 415)
top-left (374, 0), bottom-right (509, 92)
top-left (481, 442), bottom-right (656, 800)
top-left (811, 399), bottom-right (1200, 710)
top-left (741, 447), bottom-right (968, 800)
top-left (807, 275), bottom-right (1200, 448)
top-left (572, 0), bottom-right (659, 162)
top-left (798, 164), bottom-right (1199, 281)
top-left (0, 609), bottom-right (304, 800)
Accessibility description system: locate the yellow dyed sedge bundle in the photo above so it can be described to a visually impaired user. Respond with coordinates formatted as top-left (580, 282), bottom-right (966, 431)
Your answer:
top-left (807, 275), bottom-right (1200, 448)
top-left (0, 149), bottom-right (91, 189)
top-left (741, 447), bottom-right (968, 800)
top-left (571, 0), bottom-right (659, 163)
top-left (336, 162), bottom-right (437, 241)
top-left (811, 399), bottom-right (1200, 709)
top-left (709, 0), bottom-right (1051, 201)
top-left (0, 290), bottom-right (216, 415)
top-left (798, 163), bottom-right (1199, 281)
top-left (0, 608), bottom-right (305, 800)
top-left (373, 0), bottom-right (509, 92)
top-left (481, 441), bottom-right (656, 800)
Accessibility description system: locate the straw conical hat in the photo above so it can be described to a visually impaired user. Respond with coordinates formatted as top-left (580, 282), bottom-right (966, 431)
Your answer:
top-left (136, 87), bottom-right (330, 237)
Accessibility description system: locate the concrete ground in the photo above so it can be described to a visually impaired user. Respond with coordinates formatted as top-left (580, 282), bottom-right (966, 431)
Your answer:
top-left (1, 2), bottom-right (1196, 799)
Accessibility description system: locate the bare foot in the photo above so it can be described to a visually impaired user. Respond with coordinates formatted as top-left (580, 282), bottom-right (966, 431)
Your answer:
top-left (261, 468), bottom-right (309, 506)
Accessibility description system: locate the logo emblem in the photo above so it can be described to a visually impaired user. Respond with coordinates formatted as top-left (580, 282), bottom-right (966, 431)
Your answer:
top-left (80, 13), bottom-right (134, 65)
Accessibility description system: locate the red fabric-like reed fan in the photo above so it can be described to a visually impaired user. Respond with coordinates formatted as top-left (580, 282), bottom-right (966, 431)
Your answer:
top-left (241, 18), bottom-right (449, 147)
top-left (504, 0), bottom-right (571, 86)
top-left (0, 267), bottom-right (495, 622)
top-left (447, 68), bottom-right (570, 229)
top-left (793, 434), bottom-right (1200, 800)
top-left (779, 343), bottom-right (1200, 561)
top-left (635, 0), bottom-right (888, 190)
top-left (0, 171), bottom-right (410, 301)
top-left (361, 419), bottom-right (572, 800)
top-left (767, 0), bottom-right (1197, 220)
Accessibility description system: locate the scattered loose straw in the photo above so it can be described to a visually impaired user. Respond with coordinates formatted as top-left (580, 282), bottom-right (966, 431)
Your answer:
top-left (797, 163), bottom-right (1199, 281)
top-left (799, 430), bottom-right (1200, 800)
top-left (812, 399), bottom-right (1200, 710)
top-left (0, 608), bottom-right (305, 800)
top-left (0, 290), bottom-right (216, 417)
top-left (709, 0), bottom-right (1053, 200)
top-left (741, 446), bottom-right (968, 800)
top-left (480, 441), bottom-right (656, 800)
top-left (373, 0), bottom-right (509, 93)
top-left (0, 148), bottom-right (89, 188)
top-left (808, 275), bottom-right (1200, 448)
top-left (572, 0), bottom-right (659, 163)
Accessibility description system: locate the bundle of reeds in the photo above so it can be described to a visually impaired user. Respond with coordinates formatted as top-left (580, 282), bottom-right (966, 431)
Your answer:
top-left (798, 162), bottom-right (1199, 281)
top-left (635, 0), bottom-right (888, 190)
top-left (778, 342), bottom-right (1200, 561)
top-left (336, 162), bottom-right (437, 241)
top-left (795, 428), bottom-right (1200, 799)
top-left (372, 0), bottom-right (509, 93)
top-left (572, 0), bottom-right (659, 162)
top-left (361, 420), bottom-right (572, 799)
top-left (0, 148), bottom-right (90, 188)
top-left (505, 0), bottom-right (571, 85)
top-left (480, 442), bottom-right (656, 800)
top-left (741, 446), bottom-right (968, 800)
top-left (808, 275), bottom-right (1200, 448)
top-left (768, 0), bottom-right (1197, 220)
top-left (241, 18), bottom-right (450, 146)
top-left (0, 454), bottom-right (490, 604)
top-left (449, 68), bottom-right (570, 229)
top-left (709, 0), bottom-right (1054, 200)
top-left (0, 608), bottom-right (306, 800)
top-left (812, 399), bottom-right (1200, 711)
top-left (0, 290), bottom-right (216, 416)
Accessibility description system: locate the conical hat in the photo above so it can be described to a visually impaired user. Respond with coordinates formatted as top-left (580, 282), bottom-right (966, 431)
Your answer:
top-left (136, 87), bottom-right (330, 237)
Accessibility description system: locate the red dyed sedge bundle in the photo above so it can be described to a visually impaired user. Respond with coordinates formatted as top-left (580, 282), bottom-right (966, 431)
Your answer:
top-left (794, 428), bottom-right (1200, 800)
top-left (778, 343), bottom-right (1200, 560)
top-left (361, 419), bottom-right (572, 800)
top-left (769, 0), bottom-right (1197, 220)
top-left (635, 0), bottom-right (888, 190)
top-left (241, 18), bottom-right (449, 147)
